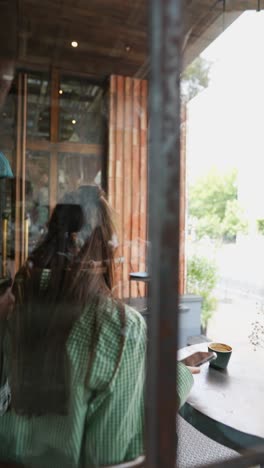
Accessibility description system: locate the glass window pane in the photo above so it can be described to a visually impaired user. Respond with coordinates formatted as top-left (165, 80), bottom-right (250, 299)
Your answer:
top-left (0, 149), bottom-right (14, 274)
top-left (181, 9), bottom-right (264, 467)
top-left (59, 77), bottom-right (104, 143)
top-left (27, 73), bottom-right (50, 140)
top-left (26, 150), bottom-right (50, 252)
top-left (0, 81), bottom-right (16, 141)
top-left (58, 152), bottom-right (101, 201)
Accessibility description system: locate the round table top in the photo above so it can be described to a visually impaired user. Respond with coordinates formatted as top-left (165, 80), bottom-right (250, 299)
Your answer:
top-left (178, 342), bottom-right (264, 450)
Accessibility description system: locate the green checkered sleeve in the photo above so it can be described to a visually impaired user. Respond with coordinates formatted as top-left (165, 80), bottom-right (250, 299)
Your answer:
top-left (177, 362), bottom-right (194, 408)
top-left (0, 299), bottom-right (193, 467)
top-left (82, 306), bottom-right (146, 467)
top-left (82, 306), bottom-right (193, 467)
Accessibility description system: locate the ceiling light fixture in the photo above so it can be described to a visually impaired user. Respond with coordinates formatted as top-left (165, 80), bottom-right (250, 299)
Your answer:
top-left (59, 89), bottom-right (63, 95)
top-left (71, 41), bottom-right (78, 48)
top-left (72, 119), bottom-right (77, 125)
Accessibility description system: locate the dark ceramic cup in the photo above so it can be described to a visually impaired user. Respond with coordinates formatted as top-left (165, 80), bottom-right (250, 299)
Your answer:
top-left (208, 342), bottom-right (232, 370)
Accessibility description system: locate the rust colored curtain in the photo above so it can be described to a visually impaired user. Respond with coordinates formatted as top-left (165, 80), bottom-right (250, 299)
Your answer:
top-left (108, 75), bottom-right (148, 299)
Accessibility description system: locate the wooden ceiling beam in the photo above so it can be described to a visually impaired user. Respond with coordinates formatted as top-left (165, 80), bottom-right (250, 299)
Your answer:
top-left (0, 0), bottom-right (17, 59)
top-left (20, 37), bottom-right (146, 64)
top-left (224, 0), bottom-right (264, 10)
top-left (23, 0), bottom-right (146, 26)
top-left (5, 0), bottom-right (263, 80)
top-left (18, 53), bottom-right (146, 80)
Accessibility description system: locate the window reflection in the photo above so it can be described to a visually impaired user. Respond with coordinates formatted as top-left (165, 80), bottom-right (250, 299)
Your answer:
top-left (58, 152), bottom-right (101, 202)
top-left (0, 150), bottom-right (13, 274)
top-left (0, 82), bottom-right (16, 141)
top-left (59, 77), bottom-right (104, 143)
top-left (25, 150), bottom-right (50, 253)
top-left (27, 73), bottom-right (50, 140)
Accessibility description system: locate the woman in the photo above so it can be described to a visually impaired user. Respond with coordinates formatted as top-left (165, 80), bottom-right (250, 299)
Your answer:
top-left (0, 289), bottom-right (14, 319)
top-left (0, 186), bottom-right (194, 467)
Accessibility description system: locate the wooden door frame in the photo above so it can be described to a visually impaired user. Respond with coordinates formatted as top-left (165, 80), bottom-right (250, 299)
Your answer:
top-left (14, 67), bottom-right (106, 272)
top-left (14, 72), bottom-right (27, 271)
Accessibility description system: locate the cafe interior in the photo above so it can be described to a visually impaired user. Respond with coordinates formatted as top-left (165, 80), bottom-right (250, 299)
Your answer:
top-left (0, 1), bottom-right (264, 467)
top-left (0, 0), bottom-right (240, 293)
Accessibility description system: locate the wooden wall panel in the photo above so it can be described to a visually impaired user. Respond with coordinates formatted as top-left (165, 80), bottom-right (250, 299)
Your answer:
top-left (131, 79), bottom-right (141, 297)
top-left (179, 105), bottom-right (187, 295)
top-left (108, 76), bottom-right (116, 207)
top-left (123, 77), bottom-right (133, 298)
top-left (109, 75), bottom-right (148, 299)
top-left (108, 76), bottom-right (187, 299)
top-left (139, 80), bottom-right (148, 297)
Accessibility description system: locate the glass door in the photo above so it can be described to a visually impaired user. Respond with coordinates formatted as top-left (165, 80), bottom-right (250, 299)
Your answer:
top-left (8, 69), bottom-right (105, 273)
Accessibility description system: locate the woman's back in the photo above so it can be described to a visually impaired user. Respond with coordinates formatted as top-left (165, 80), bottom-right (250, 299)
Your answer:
top-left (0, 298), bottom-right (146, 468)
top-left (0, 190), bottom-right (147, 467)
top-left (0, 188), bottom-right (193, 466)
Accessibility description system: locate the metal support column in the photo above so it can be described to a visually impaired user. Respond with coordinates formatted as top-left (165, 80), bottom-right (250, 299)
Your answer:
top-left (146, 0), bottom-right (183, 467)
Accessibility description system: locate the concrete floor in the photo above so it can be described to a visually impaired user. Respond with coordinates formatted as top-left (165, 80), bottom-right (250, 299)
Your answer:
top-left (207, 296), bottom-right (264, 349)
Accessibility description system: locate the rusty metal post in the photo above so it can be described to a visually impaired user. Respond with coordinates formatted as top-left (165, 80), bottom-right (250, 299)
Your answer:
top-left (146, 0), bottom-right (183, 467)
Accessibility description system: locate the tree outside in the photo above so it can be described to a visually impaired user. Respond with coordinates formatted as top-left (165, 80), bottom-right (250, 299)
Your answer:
top-left (187, 254), bottom-right (218, 333)
top-left (183, 57), bottom-right (249, 335)
top-left (188, 167), bottom-right (248, 242)
top-left (181, 56), bottom-right (211, 102)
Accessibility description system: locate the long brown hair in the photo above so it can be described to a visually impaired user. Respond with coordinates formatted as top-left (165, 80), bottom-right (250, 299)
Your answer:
top-left (10, 186), bottom-right (124, 416)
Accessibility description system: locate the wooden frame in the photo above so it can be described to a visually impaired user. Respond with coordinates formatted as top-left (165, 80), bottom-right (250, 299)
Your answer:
top-left (21, 73), bottom-right (27, 265)
top-left (27, 140), bottom-right (102, 155)
top-left (108, 75), bottom-right (148, 299)
top-left (13, 67), bottom-right (104, 272)
top-left (14, 73), bottom-right (22, 272)
top-left (14, 73), bottom-right (28, 271)
top-left (49, 68), bottom-right (59, 211)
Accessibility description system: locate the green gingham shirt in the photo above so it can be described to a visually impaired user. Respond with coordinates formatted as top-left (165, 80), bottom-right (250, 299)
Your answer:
top-left (0, 303), bottom-right (193, 468)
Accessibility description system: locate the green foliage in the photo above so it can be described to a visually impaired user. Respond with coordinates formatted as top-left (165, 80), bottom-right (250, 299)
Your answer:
top-left (257, 219), bottom-right (264, 235)
top-left (181, 56), bottom-right (211, 102)
top-left (187, 255), bottom-right (218, 331)
top-left (189, 168), bottom-right (248, 241)
top-left (195, 215), bottom-right (222, 241)
top-left (189, 167), bottom-right (237, 220)
top-left (222, 199), bottom-right (248, 241)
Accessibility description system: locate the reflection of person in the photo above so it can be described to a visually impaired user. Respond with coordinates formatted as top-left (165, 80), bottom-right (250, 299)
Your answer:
top-left (35, 173), bottom-right (49, 228)
top-left (0, 60), bottom-right (14, 110)
top-left (0, 287), bottom-right (14, 416)
top-left (0, 288), bottom-right (14, 319)
top-left (0, 187), bottom-right (195, 467)
top-left (27, 202), bottom-right (84, 270)
top-left (38, 173), bottom-right (49, 205)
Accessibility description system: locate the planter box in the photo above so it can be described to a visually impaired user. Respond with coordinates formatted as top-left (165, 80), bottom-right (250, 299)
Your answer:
top-left (178, 294), bottom-right (202, 348)
top-left (124, 294), bottom-right (202, 348)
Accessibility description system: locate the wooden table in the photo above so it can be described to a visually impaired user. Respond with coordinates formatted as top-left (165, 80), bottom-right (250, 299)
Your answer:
top-left (178, 343), bottom-right (264, 452)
